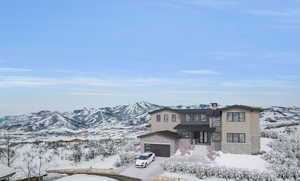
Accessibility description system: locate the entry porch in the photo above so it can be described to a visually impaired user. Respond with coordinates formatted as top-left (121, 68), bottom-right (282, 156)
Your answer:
top-left (174, 124), bottom-right (216, 145)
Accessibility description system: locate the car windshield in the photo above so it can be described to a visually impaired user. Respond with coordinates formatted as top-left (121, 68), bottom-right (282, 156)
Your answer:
top-left (138, 155), bottom-right (149, 160)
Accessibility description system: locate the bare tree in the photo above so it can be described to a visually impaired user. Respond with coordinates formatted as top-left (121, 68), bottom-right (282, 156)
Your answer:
top-left (22, 151), bottom-right (35, 181)
top-left (0, 134), bottom-right (17, 167)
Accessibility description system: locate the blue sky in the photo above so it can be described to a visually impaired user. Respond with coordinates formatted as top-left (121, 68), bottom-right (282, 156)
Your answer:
top-left (0, 0), bottom-right (299, 116)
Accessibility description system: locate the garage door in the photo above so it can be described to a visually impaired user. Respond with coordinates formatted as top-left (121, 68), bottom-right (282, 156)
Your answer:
top-left (144, 143), bottom-right (171, 157)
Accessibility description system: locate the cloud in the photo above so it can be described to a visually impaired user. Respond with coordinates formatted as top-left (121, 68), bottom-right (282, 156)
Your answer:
top-left (167, 90), bottom-right (285, 95)
top-left (205, 51), bottom-right (300, 60)
top-left (207, 51), bottom-right (248, 60)
top-left (221, 80), bottom-right (298, 88)
top-left (248, 9), bottom-right (300, 17)
top-left (247, 9), bottom-right (300, 30)
top-left (181, 69), bottom-right (221, 75)
top-left (167, 90), bottom-right (225, 94)
top-left (0, 67), bottom-right (32, 72)
top-left (166, 0), bottom-right (239, 8)
top-left (0, 76), bottom-right (182, 88)
top-left (70, 92), bottom-right (127, 96)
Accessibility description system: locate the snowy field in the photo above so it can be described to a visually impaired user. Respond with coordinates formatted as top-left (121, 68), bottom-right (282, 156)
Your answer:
top-left (214, 152), bottom-right (269, 171)
top-left (54, 174), bottom-right (117, 181)
top-left (0, 138), bottom-right (140, 180)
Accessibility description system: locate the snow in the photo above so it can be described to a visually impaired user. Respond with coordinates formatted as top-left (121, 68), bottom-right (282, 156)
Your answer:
top-left (162, 172), bottom-right (230, 181)
top-left (120, 157), bottom-right (166, 181)
top-left (172, 145), bottom-right (211, 164)
top-left (214, 152), bottom-right (270, 171)
top-left (54, 174), bottom-right (117, 181)
top-left (0, 165), bottom-right (15, 177)
top-left (261, 138), bottom-right (273, 152)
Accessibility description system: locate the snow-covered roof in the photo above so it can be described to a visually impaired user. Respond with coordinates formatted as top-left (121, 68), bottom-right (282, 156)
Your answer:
top-left (0, 165), bottom-right (15, 179)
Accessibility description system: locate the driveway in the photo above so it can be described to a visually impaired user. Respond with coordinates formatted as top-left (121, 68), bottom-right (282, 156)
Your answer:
top-left (120, 157), bottom-right (166, 181)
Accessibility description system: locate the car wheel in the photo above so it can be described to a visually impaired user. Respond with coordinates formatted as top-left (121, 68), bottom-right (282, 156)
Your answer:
top-left (144, 163), bottom-right (147, 168)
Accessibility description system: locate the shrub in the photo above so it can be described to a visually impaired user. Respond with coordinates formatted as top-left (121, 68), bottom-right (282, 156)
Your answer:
top-left (161, 159), bottom-right (276, 181)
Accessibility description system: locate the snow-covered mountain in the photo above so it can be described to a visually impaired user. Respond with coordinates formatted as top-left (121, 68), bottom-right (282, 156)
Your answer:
top-left (260, 106), bottom-right (300, 129)
top-left (0, 101), bottom-right (162, 133)
top-left (0, 102), bottom-right (299, 135)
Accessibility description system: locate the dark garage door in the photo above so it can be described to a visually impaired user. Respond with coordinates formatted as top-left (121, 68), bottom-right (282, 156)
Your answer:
top-left (144, 143), bottom-right (171, 157)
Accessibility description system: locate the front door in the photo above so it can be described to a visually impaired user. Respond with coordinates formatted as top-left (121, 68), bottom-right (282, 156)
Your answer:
top-left (193, 131), bottom-right (208, 144)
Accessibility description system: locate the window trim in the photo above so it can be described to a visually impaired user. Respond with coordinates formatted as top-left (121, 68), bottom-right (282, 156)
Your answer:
top-left (227, 133), bottom-right (246, 143)
top-left (156, 114), bottom-right (161, 122)
top-left (163, 114), bottom-right (169, 122)
top-left (171, 114), bottom-right (176, 122)
top-left (226, 112), bottom-right (246, 122)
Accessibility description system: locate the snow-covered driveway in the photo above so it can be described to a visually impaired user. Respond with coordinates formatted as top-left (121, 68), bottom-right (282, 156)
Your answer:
top-left (121, 157), bottom-right (166, 181)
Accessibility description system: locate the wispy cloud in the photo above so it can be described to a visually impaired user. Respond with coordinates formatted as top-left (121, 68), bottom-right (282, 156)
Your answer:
top-left (248, 9), bottom-right (300, 17)
top-left (221, 80), bottom-right (298, 88)
top-left (205, 51), bottom-right (300, 60)
top-left (167, 90), bottom-right (286, 96)
top-left (166, 0), bottom-right (239, 9)
top-left (181, 69), bottom-right (221, 75)
top-left (207, 51), bottom-right (247, 60)
top-left (0, 67), bottom-right (32, 72)
top-left (167, 90), bottom-right (225, 94)
top-left (248, 9), bottom-right (300, 30)
top-left (70, 92), bottom-right (127, 96)
top-left (0, 76), bottom-right (182, 88)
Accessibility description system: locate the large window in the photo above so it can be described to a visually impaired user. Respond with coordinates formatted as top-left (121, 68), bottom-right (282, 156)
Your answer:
top-left (200, 114), bottom-right (207, 122)
top-left (164, 114), bottom-right (169, 122)
top-left (226, 112), bottom-right (245, 122)
top-left (156, 114), bottom-right (161, 122)
top-left (185, 114), bottom-right (191, 121)
top-left (171, 114), bottom-right (176, 122)
top-left (227, 133), bottom-right (246, 143)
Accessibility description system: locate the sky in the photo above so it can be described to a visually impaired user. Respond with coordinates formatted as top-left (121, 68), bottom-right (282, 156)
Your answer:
top-left (0, 0), bottom-right (299, 116)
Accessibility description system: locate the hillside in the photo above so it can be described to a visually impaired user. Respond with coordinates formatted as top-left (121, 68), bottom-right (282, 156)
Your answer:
top-left (0, 102), bottom-right (299, 137)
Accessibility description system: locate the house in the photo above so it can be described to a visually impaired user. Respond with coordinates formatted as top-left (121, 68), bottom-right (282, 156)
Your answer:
top-left (138, 103), bottom-right (263, 157)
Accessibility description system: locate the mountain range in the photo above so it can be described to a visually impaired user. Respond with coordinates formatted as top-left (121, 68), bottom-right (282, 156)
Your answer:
top-left (0, 101), bottom-right (299, 134)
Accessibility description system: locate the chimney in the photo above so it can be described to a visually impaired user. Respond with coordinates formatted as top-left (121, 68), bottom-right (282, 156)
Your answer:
top-left (211, 103), bottom-right (218, 110)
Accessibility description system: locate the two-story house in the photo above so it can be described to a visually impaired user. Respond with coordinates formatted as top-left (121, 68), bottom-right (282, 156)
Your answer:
top-left (138, 104), bottom-right (262, 157)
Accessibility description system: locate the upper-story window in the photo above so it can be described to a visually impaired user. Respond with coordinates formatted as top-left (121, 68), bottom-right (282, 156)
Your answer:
top-left (200, 114), bottom-right (207, 122)
top-left (226, 112), bottom-right (245, 122)
top-left (156, 114), bottom-right (161, 122)
top-left (171, 114), bottom-right (176, 122)
top-left (164, 114), bottom-right (169, 122)
top-left (194, 114), bottom-right (199, 121)
top-left (185, 114), bottom-right (191, 121)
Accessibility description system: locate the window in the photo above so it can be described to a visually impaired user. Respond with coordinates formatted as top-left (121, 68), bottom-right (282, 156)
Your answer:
top-left (226, 112), bottom-right (246, 122)
top-left (156, 114), bottom-right (161, 122)
top-left (185, 114), bottom-right (191, 121)
top-left (201, 114), bottom-right (207, 122)
top-left (171, 114), bottom-right (176, 122)
top-left (194, 114), bottom-right (199, 121)
top-left (239, 112), bottom-right (245, 121)
top-left (179, 129), bottom-right (190, 138)
top-left (227, 133), bottom-right (246, 143)
top-left (164, 114), bottom-right (169, 122)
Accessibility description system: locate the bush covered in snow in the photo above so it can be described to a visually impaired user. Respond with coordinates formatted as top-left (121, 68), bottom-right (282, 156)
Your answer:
top-left (263, 129), bottom-right (300, 180)
top-left (0, 138), bottom-right (134, 180)
top-left (162, 159), bottom-right (275, 181)
top-left (261, 130), bottom-right (279, 139)
top-left (114, 152), bottom-right (138, 167)
top-left (114, 139), bottom-right (141, 167)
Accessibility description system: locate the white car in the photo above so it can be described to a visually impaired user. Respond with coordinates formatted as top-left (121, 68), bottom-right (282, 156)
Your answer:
top-left (135, 152), bottom-right (155, 168)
